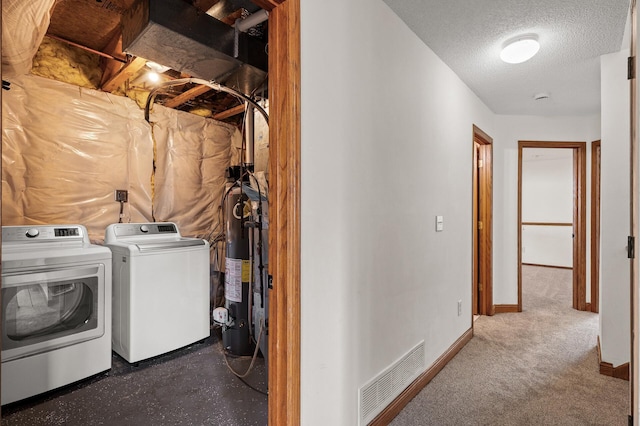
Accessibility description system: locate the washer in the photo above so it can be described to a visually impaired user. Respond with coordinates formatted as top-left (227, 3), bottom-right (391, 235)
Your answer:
top-left (104, 222), bottom-right (210, 363)
top-left (1, 225), bottom-right (112, 405)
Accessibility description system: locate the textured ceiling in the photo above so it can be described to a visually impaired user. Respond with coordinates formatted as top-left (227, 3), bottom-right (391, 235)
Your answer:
top-left (382, 0), bottom-right (630, 116)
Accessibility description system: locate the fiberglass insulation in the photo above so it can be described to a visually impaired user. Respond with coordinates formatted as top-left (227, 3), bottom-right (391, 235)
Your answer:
top-left (2, 0), bottom-right (57, 79)
top-left (2, 74), bottom-right (240, 242)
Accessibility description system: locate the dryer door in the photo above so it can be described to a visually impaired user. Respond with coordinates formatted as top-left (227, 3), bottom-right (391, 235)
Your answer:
top-left (1, 265), bottom-right (105, 362)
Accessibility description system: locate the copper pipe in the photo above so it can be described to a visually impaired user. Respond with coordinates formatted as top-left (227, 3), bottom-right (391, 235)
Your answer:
top-left (46, 34), bottom-right (127, 63)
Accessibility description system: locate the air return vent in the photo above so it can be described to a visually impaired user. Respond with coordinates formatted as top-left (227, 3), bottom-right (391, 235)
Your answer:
top-left (359, 341), bottom-right (425, 425)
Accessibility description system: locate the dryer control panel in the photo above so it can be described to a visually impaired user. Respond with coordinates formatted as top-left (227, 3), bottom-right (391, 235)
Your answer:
top-left (2, 225), bottom-right (87, 244)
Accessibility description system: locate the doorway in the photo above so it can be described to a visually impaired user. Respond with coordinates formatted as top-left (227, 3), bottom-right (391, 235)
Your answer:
top-left (472, 125), bottom-right (493, 316)
top-left (517, 141), bottom-right (587, 312)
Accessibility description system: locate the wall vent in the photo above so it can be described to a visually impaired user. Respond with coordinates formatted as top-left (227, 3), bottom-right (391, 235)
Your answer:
top-left (358, 341), bottom-right (425, 425)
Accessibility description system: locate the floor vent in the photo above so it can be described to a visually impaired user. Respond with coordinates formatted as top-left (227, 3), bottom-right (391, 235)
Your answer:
top-left (359, 341), bottom-right (425, 425)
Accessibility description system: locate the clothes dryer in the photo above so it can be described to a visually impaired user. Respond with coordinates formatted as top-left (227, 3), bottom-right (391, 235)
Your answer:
top-left (1, 225), bottom-right (112, 405)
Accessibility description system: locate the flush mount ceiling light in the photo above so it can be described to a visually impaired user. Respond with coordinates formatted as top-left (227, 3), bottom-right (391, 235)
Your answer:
top-left (500, 35), bottom-right (540, 64)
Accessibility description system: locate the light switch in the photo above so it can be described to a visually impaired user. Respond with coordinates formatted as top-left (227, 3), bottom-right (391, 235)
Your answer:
top-left (436, 216), bottom-right (444, 232)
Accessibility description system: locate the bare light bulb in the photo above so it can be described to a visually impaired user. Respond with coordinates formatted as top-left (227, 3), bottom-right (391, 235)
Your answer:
top-left (147, 71), bottom-right (160, 83)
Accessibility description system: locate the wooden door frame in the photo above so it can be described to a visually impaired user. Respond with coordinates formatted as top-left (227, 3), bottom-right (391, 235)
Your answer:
top-left (472, 125), bottom-right (494, 316)
top-left (256, 0), bottom-right (301, 424)
top-left (590, 140), bottom-right (601, 313)
top-left (517, 141), bottom-right (587, 312)
top-left (630, 0), bottom-right (638, 420)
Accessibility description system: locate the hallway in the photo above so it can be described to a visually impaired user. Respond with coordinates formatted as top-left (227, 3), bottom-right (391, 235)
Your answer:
top-left (390, 265), bottom-right (629, 425)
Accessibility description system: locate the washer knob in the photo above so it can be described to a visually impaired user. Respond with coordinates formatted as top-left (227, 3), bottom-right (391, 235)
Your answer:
top-left (26, 228), bottom-right (39, 238)
top-left (140, 225), bottom-right (150, 233)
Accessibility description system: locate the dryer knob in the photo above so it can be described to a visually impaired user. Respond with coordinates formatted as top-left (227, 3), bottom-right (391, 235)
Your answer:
top-left (140, 225), bottom-right (150, 233)
top-left (26, 228), bottom-right (39, 238)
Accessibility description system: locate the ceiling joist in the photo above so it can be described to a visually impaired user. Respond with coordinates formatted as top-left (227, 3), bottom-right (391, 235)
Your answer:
top-left (213, 104), bottom-right (246, 121)
top-left (163, 85), bottom-right (213, 109)
top-left (101, 57), bottom-right (147, 92)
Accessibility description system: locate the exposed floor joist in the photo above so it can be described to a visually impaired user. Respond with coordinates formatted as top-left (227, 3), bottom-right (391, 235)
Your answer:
top-left (163, 85), bottom-right (213, 109)
top-left (101, 57), bottom-right (147, 92)
top-left (213, 104), bottom-right (246, 120)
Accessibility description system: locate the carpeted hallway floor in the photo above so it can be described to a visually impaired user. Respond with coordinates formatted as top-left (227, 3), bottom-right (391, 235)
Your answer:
top-left (390, 265), bottom-right (629, 426)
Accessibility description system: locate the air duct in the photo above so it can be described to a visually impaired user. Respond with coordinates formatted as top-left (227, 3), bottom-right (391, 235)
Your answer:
top-left (121, 0), bottom-right (267, 95)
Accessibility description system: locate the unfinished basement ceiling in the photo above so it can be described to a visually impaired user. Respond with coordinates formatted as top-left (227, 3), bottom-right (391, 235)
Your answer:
top-left (382, 0), bottom-right (630, 116)
top-left (37, 0), bottom-right (268, 126)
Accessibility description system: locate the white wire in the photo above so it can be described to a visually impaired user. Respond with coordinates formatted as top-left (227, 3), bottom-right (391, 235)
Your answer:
top-left (222, 319), bottom-right (264, 379)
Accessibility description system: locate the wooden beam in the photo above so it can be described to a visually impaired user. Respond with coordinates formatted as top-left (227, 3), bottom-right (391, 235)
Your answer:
top-left (101, 57), bottom-right (147, 92)
top-left (100, 32), bottom-right (127, 88)
top-left (268, 0), bottom-right (301, 425)
top-left (250, 0), bottom-right (286, 11)
top-left (212, 104), bottom-right (245, 121)
top-left (163, 85), bottom-right (212, 109)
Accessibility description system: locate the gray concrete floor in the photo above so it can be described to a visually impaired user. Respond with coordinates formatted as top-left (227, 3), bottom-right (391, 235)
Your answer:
top-left (1, 329), bottom-right (268, 425)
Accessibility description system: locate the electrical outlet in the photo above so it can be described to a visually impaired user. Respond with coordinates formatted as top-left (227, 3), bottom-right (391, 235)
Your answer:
top-left (457, 300), bottom-right (462, 316)
top-left (115, 190), bottom-right (128, 202)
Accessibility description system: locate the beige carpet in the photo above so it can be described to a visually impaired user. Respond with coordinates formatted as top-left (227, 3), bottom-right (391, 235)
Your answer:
top-left (390, 265), bottom-right (629, 426)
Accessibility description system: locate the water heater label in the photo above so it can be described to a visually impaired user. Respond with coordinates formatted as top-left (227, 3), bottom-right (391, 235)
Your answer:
top-left (225, 258), bottom-right (243, 302)
top-left (241, 260), bottom-right (251, 282)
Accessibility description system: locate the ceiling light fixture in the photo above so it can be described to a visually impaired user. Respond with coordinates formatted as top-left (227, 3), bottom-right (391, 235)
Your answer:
top-left (500, 35), bottom-right (540, 64)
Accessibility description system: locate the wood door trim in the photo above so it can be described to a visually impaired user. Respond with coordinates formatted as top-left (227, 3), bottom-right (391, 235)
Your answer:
top-left (630, 0), bottom-right (638, 417)
top-left (473, 142), bottom-right (479, 316)
top-left (268, 0), bottom-right (301, 424)
top-left (473, 125), bottom-right (493, 316)
top-left (522, 222), bottom-right (573, 227)
top-left (522, 263), bottom-right (573, 270)
top-left (518, 141), bottom-right (587, 312)
top-left (591, 140), bottom-right (601, 313)
top-left (494, 304), bottom-right (519, 314)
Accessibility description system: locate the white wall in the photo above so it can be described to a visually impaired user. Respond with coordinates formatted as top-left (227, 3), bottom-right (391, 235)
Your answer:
top-left (600, 48), bottom-right (631, 367)
top-left (521, 150), bottom-right (574, 267)
top-left (300, 0), bottom-right (495, 424)
top-left (492, 115), bottom-right (600, 304)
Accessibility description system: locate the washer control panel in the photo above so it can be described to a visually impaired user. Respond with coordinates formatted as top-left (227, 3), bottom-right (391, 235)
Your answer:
top-left (108, 223), bottom-right (179, 238)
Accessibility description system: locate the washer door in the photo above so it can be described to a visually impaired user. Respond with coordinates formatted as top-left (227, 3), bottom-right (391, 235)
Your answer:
top-left (2, 265), bottom-right (105, 362)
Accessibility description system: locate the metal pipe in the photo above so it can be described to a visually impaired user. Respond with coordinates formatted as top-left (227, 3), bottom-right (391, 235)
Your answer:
top-left (245, 105), bottom-right (255, 166)
top-left (144, 78), bottom-right (268, 124)
top-left (235, 9), bottom-right (269, 33)
top-left (47, 34), bottom-right (127, 63)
